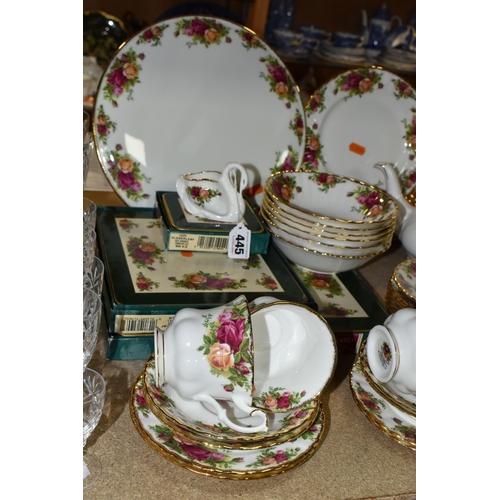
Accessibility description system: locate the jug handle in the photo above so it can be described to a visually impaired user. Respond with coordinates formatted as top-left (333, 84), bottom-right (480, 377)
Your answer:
top-left (192, 393), bottom-right (269, 434)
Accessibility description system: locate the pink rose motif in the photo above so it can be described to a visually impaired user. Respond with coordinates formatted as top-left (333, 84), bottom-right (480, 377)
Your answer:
top-left (274, 450), bottom-right (288, 463)
top-left (112, 86), bottom-right (124, 96)
top-left (347, 73), bottom-right (363, 89)
top-left (131, 248), bottom-right (154, 262)
top-left (180, 443), bottom-right (211, 461)
top-left (210, 452), bottom-right (225, 461)
top-left (107, 68), bottom-right (128, 87)
top-left (205, 278), bottom-right (227, 289)
top-left (277, 395), bottom-right (290, 408)
top-left (191, 186), bottom-right (201, 198)
top-left (97, 124), bottom-right (108, 135)
top-left (272, 66), bottom-right (287, 84)
top-left (190, 19), bottom-right (210, 36)
top-left (144, 29), bottom-right (153, 41)
top-left (216, 317), bottom-right (245, 352)
top-left (218, 311), bottom-right (234, 323)
top-left (363, 191), bottom-right (381, 208)
top-left (117, 170), bottom-right (136, 190)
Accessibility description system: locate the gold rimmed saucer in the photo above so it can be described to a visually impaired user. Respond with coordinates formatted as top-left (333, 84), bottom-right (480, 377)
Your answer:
top-left (349, 354), bottom-right (416, 451)
top-left (358, 341), bottom-right (416, 418)
top-left (143, 369), bottom-right (320, 450)
top-left (142, 355), bottom-right (320, 447)
top-left (130, 374), bottom-right (326, 479)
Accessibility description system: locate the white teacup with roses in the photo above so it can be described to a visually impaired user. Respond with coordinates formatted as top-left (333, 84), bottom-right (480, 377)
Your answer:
top-left (154, 295), bottom-right (268, 433)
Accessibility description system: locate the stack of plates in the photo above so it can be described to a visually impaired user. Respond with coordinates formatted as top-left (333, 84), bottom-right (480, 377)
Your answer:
top-left (130, 355), bottom-right (326, 479)
top-left (350, 340), bottom-right (416, 450)
top-left (316, 40), bottom-right (366, 65)
top-left (385, 258), bottom-right (416, 313)
top-left (379, 47), bottom-right (416, 74)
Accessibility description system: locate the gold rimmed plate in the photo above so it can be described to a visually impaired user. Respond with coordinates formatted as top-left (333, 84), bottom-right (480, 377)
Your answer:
top-left (130, 373), bottom-right (326, 479)
top-left (349, 353), bottom-right (416, 450)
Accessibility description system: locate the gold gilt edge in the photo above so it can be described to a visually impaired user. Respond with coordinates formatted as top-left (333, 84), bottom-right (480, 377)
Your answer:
top-left (349, 359), bottom-right (416, 451)
top-left (358, 342), bottom-right (416, 418)
top-left (129, 373), bottom-right (326, 479)
top-left (143, 374), bottom-right (320, 451)
top-left (143, 354), bottom-right (320, 445)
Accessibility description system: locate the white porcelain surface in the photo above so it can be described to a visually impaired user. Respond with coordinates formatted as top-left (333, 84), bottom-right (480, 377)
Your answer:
top-left (93, 16), bottom-right (306, 207)
top-left (143, 356), bottom-right (319, 443)
top-left (250, 302), bottom-right (337, 412)
top-left (365, 308), bottom-right (416, 400)
top-left (304, 68), bottom-right (416, 196)
top-left (176, 163), bottom-right (248, 222)
top-left (271, 234), bottom-right (381, 273)
top-left (155, 295), bottom-right (267, 433)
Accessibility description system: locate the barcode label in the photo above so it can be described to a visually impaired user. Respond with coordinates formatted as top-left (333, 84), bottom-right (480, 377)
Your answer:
top-left (168, 233), bottom-right (229, 253)
top-left (115, 314), bottom-right (175, 334)
top-left (197, 236), bottom-right (228, 250)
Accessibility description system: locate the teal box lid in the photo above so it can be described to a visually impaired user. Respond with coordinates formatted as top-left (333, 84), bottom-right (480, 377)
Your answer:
top-left (156, 191), bottom-right (270, 255)
top-left (96, 206), bottom-right (315, 335)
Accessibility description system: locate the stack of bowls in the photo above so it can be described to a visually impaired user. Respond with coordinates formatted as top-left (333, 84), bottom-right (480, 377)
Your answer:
top-left (260, 170), bottom-right (398, 273)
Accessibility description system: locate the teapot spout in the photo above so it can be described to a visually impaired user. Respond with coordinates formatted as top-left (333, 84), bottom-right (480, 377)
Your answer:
top-left (373, 162), bottom-right (415, 232)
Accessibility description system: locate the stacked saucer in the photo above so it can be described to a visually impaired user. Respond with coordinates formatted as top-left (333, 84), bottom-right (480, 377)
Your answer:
top-left (385, 259), bottom-right (416, 313)
top-left (350, 340), bottom-right (416, 450)
top-left (130, 298), bottom-right (337, 478)
top-left (260, 170), bottom-right (398, 273)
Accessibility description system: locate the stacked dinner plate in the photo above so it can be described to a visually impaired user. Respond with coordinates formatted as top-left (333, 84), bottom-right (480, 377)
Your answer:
top-left (350, 340), bottom-right (416, 450)
top-left (260, 170), bottom-right (398, 273)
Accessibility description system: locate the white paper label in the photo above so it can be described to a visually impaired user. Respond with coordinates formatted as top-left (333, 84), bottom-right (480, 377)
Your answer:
top-left (227, 223), bottom-right (251, 259)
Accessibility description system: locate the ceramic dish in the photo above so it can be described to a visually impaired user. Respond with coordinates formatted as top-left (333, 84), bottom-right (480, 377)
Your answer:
top-left (93, 16), bottom-right (306, 208)
top-left (262, 192), bottom-right (396, 237)
top-left (304, 68), bottom-right (416, 196)
top-left (350, 353), bottom-right (416, 450)
top-left (261, 210), bottom-right (391, 257)
top-left (131, 374), bottom-right (326, 479)
top-left (265, 170), bottom-right (399, 228)
top-left (271, 233), bottom-right (386, 273)
top-left (250, 301), bottom-right (337, 413)
top-left (143, 372), bottom-right (319, 450)
top-left (394, 259), bottom-right (416, 300)
top-left (358, 341), bottom-right (416, 417)
top-left (143, 355), bottom-right (319, 444)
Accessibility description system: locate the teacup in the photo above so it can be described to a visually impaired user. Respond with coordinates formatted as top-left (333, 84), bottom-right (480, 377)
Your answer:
top-left (176, 162), bottom-right (248, 223)
top-left (154, 295), bottom-right (268, 433)
top-left (334, 31), bottom-right (362, 48)
top-left (365, 308), bottom-right (416, 399)
top-left (250, 301), bottom-right (337, 412)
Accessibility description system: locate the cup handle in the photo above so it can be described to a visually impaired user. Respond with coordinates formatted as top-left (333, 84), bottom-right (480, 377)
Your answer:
top-left (391, 15), bottom-right (402, 28)
top-left (192, 393), bottom-right (268, 434)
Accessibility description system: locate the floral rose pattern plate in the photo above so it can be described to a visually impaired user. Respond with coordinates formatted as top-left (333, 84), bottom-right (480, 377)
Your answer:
top-left (305, 68), bottom-right (416, 195)
top-left (131, 373), bottom-right (325, 478)
top-left (394, 259), bottom-right (416, 300)
top-left (350, 353), bottom-right (416, 450)
top-left (93, 16), bottom-right (306, 208)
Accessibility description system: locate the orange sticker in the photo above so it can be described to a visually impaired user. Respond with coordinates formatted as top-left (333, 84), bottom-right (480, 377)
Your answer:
top-left (349, 142), bottom-right (366, 155)
top-left (180, 251), bottom-right (193, 257)
top-left (244, 184), bottom-right (263, 197)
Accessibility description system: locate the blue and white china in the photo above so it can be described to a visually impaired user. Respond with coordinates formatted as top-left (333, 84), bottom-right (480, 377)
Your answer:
top-left (362, 4), bottom-right (402, 52)
top-left (264, 0), bottom-right (296, 44)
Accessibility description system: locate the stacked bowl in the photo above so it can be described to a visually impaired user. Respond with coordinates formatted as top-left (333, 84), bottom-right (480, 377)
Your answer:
top-left (260, 170), bottom-right (399, 273)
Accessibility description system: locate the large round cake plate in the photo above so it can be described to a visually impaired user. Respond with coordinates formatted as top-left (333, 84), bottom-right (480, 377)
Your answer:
top-left (349, 353), bottom-right (416, 450)
top-left (304, 68), bottom-right (416, 196)
top-left (131, 374), bottom-right (325, 479)
top-left (143, 355), bottom-right (319, 446)
top-left (93, 16), bottom-right (306, 208)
